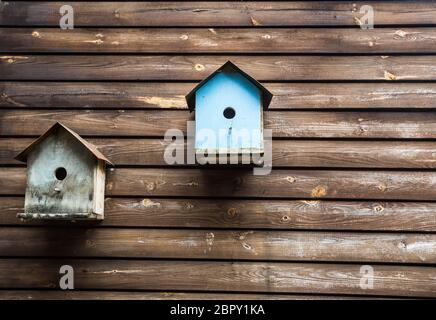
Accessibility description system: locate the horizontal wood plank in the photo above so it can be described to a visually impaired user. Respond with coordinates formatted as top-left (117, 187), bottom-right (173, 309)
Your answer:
top-left (3, 110), bottom-right (436, 139)
top-left (3, 28), bottom-right (436, 53)
top-left (1, 55), bottom-right (435, 81)
top-left (2, 227), bottom-right (435, 264)
top-left (106, 168), bottom-right (436, 200)
top-left (2, 197), bottom-right (436, 232)
top-left (4, 138), bottom-right (436, 169)
top-left (0, 259), bottom-right (435, 297)
top-left (2, 82), bottom-right (436, 110)
top-left (0, 290), bottom-right (355, 300)
top-left (2, 167), bottom-right (436, 200)
top-left (1, 2), bottom-right (435, 27)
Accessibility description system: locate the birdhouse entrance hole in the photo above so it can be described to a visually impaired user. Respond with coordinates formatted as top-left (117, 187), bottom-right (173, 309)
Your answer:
top-left (54, 167), bottom-right (67, 180)
top-left (223, 107), bottom-right (236, 119)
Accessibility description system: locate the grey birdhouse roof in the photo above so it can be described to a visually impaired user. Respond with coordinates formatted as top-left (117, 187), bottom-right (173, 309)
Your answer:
top-left (185, 61), bottom-right (273, 112)
top-left (15, 122), bottom-right (113, 165)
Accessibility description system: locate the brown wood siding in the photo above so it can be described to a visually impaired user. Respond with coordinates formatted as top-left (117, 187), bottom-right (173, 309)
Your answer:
top-left (2, 56), bottom-right (436, 81)
top-left (1, 1), bottom-right (436, 299)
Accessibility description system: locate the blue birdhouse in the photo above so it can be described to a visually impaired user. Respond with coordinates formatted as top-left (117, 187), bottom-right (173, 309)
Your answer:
top-left (186, 61), bottom-right (273, 162)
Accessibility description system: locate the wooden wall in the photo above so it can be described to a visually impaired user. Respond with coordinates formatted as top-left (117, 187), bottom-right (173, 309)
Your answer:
top-left (1, 1), bottom-right (436, 299)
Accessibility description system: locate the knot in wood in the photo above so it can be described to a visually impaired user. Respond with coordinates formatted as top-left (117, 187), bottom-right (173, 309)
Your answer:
top-left (227, 207), bottom-right (237, 217)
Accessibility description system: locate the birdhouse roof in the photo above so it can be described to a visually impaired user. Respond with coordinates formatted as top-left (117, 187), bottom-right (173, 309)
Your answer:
top-left (15, 122), bottom-right (113, 165)
top-left (185, 61), bottom-right (273, 112)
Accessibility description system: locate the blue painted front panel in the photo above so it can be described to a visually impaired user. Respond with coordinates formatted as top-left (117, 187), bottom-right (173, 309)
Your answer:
top-left (195, 69), bottom-right (262, 151)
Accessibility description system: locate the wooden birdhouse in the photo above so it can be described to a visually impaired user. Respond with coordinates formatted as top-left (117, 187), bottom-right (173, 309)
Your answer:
top-left (15, 122), bottom-right (113, 220)
top-left (186, 61), bottom-right (273, 162)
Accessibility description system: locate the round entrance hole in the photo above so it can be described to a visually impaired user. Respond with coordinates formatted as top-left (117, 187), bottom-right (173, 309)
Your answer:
top-left (223, 107), bottom-right (236, 119)
top-left (54, 167), bottom-right (67, 181)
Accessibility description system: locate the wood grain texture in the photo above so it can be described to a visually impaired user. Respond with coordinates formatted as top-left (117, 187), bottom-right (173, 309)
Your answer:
top-left (1, 1), bottom-right (435, 26)
top-left (4, 138), bottom-right (436, 169)
top-left (105, 168), bottom-right (436, 200)
top-left (2, 197), bottom-right (436, 232)
top-left (3, 110), bottom-right (436, 139)
top-left (3, 28), bottom-right (436, 53)
top-left (2, 0), bottom-right (436, 300)
top-left (3, 167), bottom-right (436, 200)
top-left (1, 55), bottom-right (435, 81)
top-left (0, 290), bottom-right (357, 300)
top-left (2, 227), bottom-right (435, 264)
top-left (0, 259), bottom-right (435, 297)
top-left (2, 82), bottom-right (436, 110)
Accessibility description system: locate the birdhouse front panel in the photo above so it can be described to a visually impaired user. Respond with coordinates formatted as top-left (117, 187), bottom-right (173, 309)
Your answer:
top-left (23, 129), bottom-right (99, 219)
top-left (195, 68), bottom-right (263, 154)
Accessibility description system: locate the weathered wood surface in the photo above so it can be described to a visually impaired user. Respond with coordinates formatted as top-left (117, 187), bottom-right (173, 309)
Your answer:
top-left (2, 167), bottom-right (436, 200)
top-left (0, 290), bottom-right (358, 300)
top-left (3, 110), bottom-right (436, 139)
top-left (2, 197), bottom-right (436, 232)
top-left (3, 28), bottom-right (436, 53)
top-left (2, 0), bottom-right (436, 300)
top-left (1, 2), bottom-right (435, 27)
top-left (2, 55), bottom-right (435, 81)
top-left (104, 168), bottom-right (436, 200)
top-left (2, 227), bottom-right (435, 264)
top-left (4, 138), bottom-right (436, 169)
top-left (0, 259), bottom-right (435, 297)
top-left (2, 82), bottom-right (436, 110)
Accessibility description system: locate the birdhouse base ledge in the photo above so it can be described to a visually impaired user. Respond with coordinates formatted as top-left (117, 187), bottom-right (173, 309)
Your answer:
top-left (195, 151), bottom-right (265, 166)
top-left (17, 212), bottom-right (103, 220)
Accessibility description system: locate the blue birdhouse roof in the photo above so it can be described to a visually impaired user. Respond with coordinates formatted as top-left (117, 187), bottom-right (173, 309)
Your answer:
top-left (185, 61), bottom-right (273, 112)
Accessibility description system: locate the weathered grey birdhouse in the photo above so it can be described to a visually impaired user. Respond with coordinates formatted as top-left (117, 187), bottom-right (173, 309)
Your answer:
top-left (186, 61), bottom-right (273, 161)
top-left (15, 122), bottom-right (113, 220)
